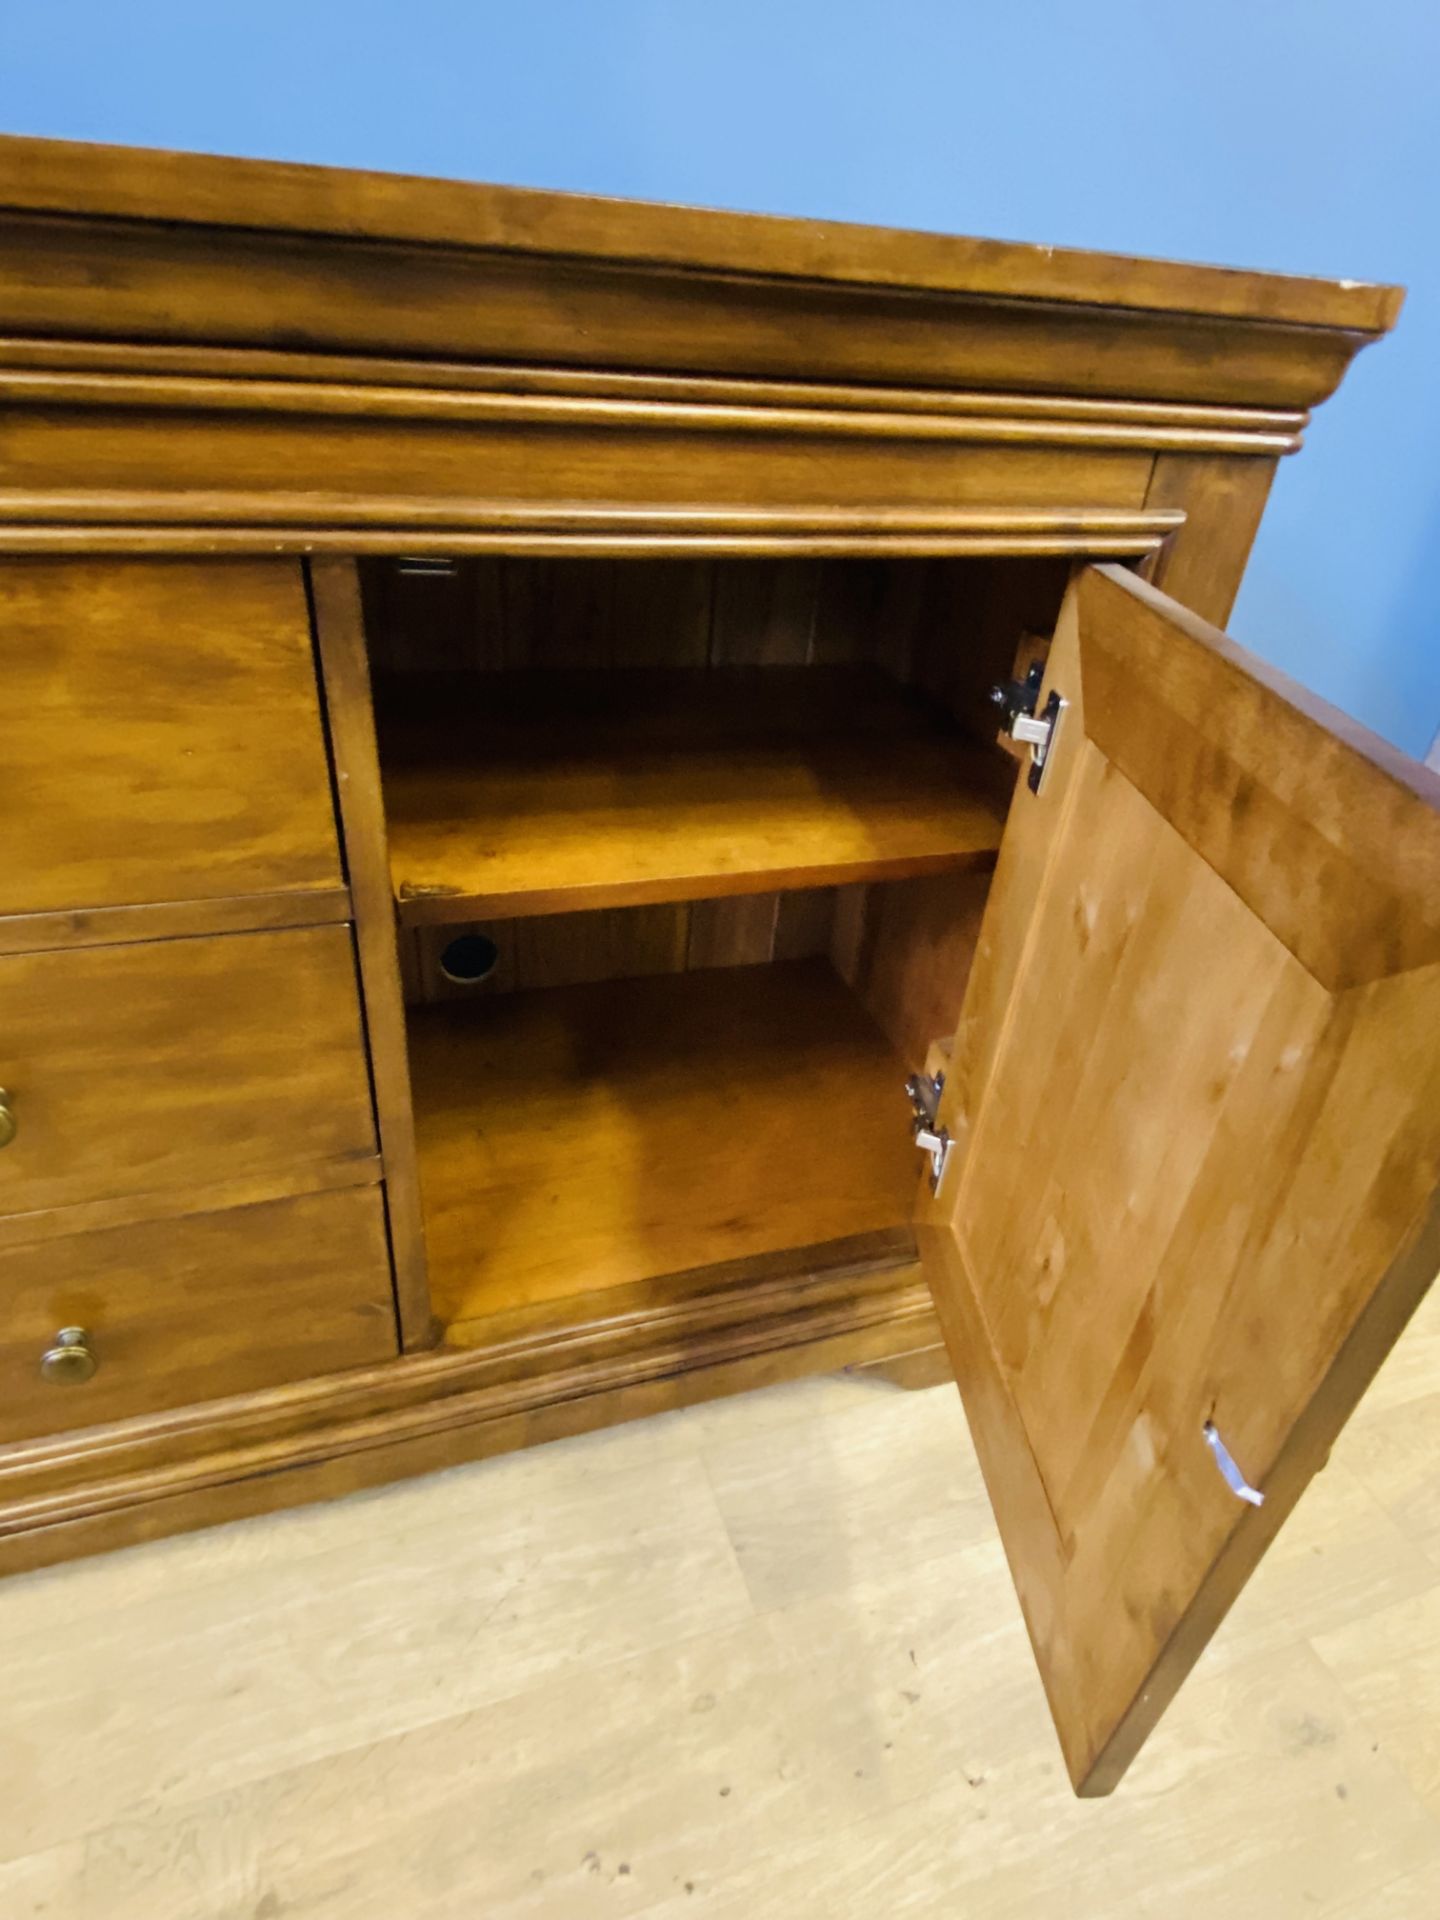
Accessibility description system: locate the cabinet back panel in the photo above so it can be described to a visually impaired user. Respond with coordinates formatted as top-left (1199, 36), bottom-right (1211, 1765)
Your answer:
top-left (360, 553), bottom-right (1070, 739)
top-left (404, 877), bottom-right (989, 1091)
top-left (401, 893), bottom-right (838, 1005)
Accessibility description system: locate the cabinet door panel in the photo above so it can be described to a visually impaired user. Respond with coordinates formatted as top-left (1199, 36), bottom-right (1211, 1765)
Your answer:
top-left (916, 563), bottom-right (1440, 1795)
top-left (0, 557), bottom-right (341, 918)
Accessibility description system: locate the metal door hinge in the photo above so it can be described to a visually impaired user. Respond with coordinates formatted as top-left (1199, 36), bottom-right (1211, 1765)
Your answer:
top-left (905, 1071), bottom-right (951, 1191)
top-left (991, 660), bottom-right (1068, 795)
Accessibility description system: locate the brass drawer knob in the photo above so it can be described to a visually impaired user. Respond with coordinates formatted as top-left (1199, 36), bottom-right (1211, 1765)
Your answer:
top-left (40, 1327), bottom-right (97, 1386)
top-left (0, 1087), bottom-right (15, 1150)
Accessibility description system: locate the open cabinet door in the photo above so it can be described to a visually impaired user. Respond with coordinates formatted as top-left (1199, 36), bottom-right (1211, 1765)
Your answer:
top-left (915, 563), bottom-right (1440, 1796)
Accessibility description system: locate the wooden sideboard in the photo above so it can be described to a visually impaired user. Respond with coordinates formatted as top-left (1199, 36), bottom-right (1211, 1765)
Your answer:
top-left (2, 134), bottom-right (1436, 1797)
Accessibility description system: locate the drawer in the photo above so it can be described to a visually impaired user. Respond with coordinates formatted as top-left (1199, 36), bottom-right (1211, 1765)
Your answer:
top-left (0, 1185), bottom-right (397, 1443)
top-left (0, 925), bottom-right (376, 1219)
top-left (0, 557), bottom-right (342, 920)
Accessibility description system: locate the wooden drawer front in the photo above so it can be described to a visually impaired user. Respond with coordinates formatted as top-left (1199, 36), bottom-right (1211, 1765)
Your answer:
top-left (0, 1186), bottom-right (397, 1443)
top-left (0, 557), bottom-right (341, 920)
top-left (0, 925), bottom-right (376, 1219)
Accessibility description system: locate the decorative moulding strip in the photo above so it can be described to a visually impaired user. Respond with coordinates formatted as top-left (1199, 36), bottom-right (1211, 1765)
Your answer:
top-left (0, 885), bottom-right (353, 958)
top-left (0, 497), bottom-right (1187, 558)
top-left (0, 1311), bottom-right (942, 1580)
top-left (0, 134), bottom-right (1403, 332)
top-left (0, 494), bottom-right (1186, 531)
top-left (0, 1258), bottom-right (934, 1532)
top-left (0, 528), bottom-right (1182, 559)
top-left (0, 364), bottom-right (1307, 455)
top-left (0, 336), bottom-right (1316, 434)
top-left (0, 216), bottom-right (1377, 409)
top-left (0, 1153), bottom-right (385, 1256)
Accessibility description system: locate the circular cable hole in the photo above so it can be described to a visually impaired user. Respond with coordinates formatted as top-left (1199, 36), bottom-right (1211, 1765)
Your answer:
top-left (438, 933), bottom-right (500, 986)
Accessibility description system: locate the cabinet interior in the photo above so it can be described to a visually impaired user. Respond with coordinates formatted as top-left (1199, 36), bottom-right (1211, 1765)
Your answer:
top-left (360, 554), bottom-right (1071, 1345)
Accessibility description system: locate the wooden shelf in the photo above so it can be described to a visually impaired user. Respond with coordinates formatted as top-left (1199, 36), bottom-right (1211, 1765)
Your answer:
top-left (408, 958), bottom-right (922, 1335)
top-left (379, 667), bottom-right (1009, 923)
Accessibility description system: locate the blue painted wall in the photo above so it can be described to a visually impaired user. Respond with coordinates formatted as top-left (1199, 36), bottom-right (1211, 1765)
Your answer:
top-left (6, 2), bottom-right (1436, 755)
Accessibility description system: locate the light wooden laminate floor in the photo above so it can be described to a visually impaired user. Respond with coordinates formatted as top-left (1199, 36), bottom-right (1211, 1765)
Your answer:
top-left (4, 1283), bottom-right (1440, 1919)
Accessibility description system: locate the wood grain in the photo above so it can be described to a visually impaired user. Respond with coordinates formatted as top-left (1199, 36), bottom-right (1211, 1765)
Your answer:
top-left (0, 407), bottom-right (1159, 524)
top-left (845, 868), bottom-right (994, 1071)
top-left (0, 1257), bottom-right (937, 1578)
top-left (366, 554), bottom-right (930, 679)
top-left (0, 501), bottom-right (1188, 562)
top-left (0, 363), bottom-right (1315, 455)
top-left (0, 1186), bottom-right (396, 1443)
top-left (0, 497), bottom-right (1188, 538)
top-left (308, 559), bottom-right (436, 1351)
top-left (0, 887), bottom-right (351, 959)
top-left (1143, 453), bottom-right (1279, 624)
top-left (0, 334), bottom-right (1321, 435)
top-left (0, 133), bottom-right (1401, 331)
top-left (381, 668), bottom-right (1006, 922)
top-left (0, 1154), bottom-right (382, 1257)
top-left (906, 553), bottom-right (1073, 744)
top-left (0, 130), bottom-right (1413, 1697)
top-left (1078, 566), bottom-right (1440, 988)
top-left (0, 925), bottom-right (376, 1220)
top-left (411, 904), bottom-right (681, 1001)
top-left (0, 526), bottom-right (1191, 561)
top-left (2, 1300), bottom-right (1439, 1917)
top-left (407, 959), bottom-right (920, 1328)
top-left (916, 563), bottom-right (1440, 1794)
top-left (0, 557), bottom-right (342, 918)
top-left (402, 894), bottom-right (840, 1005)
top-left (0, 207), bottom-right (1385, 409)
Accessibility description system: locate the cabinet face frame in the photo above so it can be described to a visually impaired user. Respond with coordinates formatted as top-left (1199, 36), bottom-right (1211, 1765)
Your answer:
top-left (915, 563), bottom-right (1440, 1794)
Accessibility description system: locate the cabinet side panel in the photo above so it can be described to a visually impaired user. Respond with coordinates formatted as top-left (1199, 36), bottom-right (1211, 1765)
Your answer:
top-left (1143, 454), bottom-right (1278, 626)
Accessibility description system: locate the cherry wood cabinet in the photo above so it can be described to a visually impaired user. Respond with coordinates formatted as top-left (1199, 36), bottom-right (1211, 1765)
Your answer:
top-left (0, 134), bottom-right (1434, 1796)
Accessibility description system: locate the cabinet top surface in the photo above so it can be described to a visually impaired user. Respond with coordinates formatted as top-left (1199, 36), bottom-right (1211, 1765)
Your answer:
top-left (0, 133), bottom-right (1402, 335)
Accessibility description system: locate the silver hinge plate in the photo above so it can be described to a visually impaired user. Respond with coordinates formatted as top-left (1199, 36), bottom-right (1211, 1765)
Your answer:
top-left (991, 661), bottom-right (1068, 795)
top-left (905, 1071), bottom-right (951, 1191)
